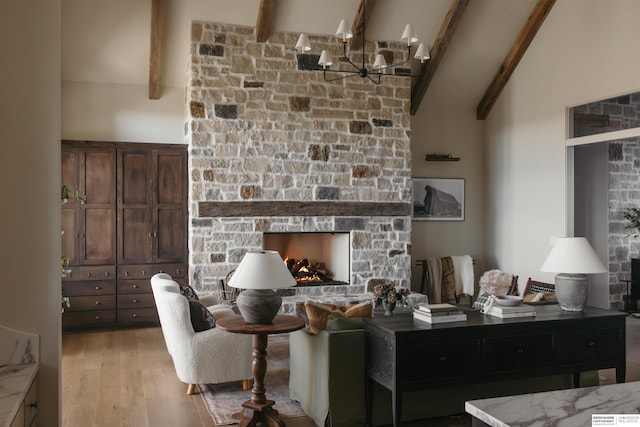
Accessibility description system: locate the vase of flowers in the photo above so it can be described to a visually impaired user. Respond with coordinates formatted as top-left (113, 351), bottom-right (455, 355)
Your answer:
top-left (373, 281), bottom-right (410, 316)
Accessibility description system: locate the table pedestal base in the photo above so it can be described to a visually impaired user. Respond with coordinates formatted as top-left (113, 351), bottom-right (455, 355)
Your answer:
top-left (233, 399), bottom-right (284, 427)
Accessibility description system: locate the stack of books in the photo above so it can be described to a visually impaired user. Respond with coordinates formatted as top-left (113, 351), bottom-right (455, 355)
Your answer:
top-left (413, 303), bottom-right (468, 324)
top-left (484, 303), bottom-right (536, 318)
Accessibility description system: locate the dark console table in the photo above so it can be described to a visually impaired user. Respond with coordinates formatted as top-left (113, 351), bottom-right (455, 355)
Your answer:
top-left (364, 305), bottom-right (626, 427)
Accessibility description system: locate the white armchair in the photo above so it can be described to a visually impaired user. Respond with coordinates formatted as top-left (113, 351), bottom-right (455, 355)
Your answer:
top-left (150, 274), bottom-right (253, 394)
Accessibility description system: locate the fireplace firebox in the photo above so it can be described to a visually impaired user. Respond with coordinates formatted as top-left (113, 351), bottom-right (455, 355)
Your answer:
top-left (263, 232), bottom-right (350, 286)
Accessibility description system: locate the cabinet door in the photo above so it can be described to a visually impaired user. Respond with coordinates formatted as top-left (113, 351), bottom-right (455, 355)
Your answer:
top-left (62, 145), bottom-right (116, 266)
top-left (61, 147), bottom-right (80, 266)
top-left (81, 148), bottom-right (116, 264)
top-left (153, 150), bottom-right (187, 263)
top-left (118, 150), bottom-right (153, 263)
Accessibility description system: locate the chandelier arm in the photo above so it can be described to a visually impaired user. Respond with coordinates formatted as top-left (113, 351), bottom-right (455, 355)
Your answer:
top-left (366, 73), bottom-right (382, 84)
top-left (322, 69), bottom-right (360, 82)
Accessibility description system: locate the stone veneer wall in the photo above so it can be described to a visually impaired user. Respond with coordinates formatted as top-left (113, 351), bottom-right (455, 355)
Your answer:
top-left (608, 137), bottom-right (640, 309)
top-left (185, 22), bottom-right (413, 292)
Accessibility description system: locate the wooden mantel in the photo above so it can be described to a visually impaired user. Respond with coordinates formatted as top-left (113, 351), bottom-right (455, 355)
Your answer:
top-left (198, 201), bottom-right (411, 218)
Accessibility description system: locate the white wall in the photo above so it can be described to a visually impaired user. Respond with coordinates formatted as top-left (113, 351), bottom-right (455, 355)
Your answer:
top-left (484, 0), bottom-right (640, 294)
top-left (410, 104), bottom-right (485, 291)
top-left (0, 1), bottom-right (61, 425)
top-left (62, 81), bottom-right (185, 143)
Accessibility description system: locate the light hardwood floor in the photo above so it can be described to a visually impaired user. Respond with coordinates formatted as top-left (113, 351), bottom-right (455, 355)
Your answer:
top-left (62, 317), bottom-right (640, 427)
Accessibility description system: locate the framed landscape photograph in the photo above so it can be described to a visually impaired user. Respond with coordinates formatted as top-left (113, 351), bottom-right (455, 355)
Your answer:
top-left (412, 178), bottom-right (465, 221)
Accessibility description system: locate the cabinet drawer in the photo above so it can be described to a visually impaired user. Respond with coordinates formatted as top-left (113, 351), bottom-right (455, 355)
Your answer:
top-left (63, 310), bottom-right (116, 328)
top-left (63, 265), bottom-right (116, 281)
top-left (118, 307), bottom-right (159, 324)
top-left (24, 377), bottom-right (37, 427)
top-left (63, 280), bottom-right (116, 296)
top-left (66, 295), bottom-right (116, 311)
top-left (118, 279), bottom-right (152, 294)
top-left (399, 339), bottom-right (482, 381)
top-left (117, 293), bottom-right (156, 309)
top-left (153, 263), bottom-right (187, 278)
top-left (118, 265), bottom-right (153, 279)
top-left (558, 328), bottom-right (622, 365)
top-left (484, 333), bottom-right (555, 373)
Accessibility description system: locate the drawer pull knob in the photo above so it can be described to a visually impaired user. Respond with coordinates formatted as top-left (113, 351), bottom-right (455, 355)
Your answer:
top-left (517, 348), bottom-right (525, 354)
top-left (133, 285), bottom-right (138, 289)
top-left (87, 272), bottom-right (91, 277)
top-left (28, 401), bottom-right (37, 409)
top-left (439, 356), bottom-right (447, 363)
top-left (95, 301), bottom-right (100, 305)
top-left (176, 269), bottom-right (181, 275)
top-left (132, 299), bottom-right (138, 303)
top-left (588, 341), bottom-right (596, 348)
top-left (142, 270), bottom-right (146, 276)
top-left (95, 286), bottom-right (101, 290)
top-left (95, 316), bottom-right (100, 319)
top-left (125, 271), bottom-right (129, 276)
top-left (133, 314), bottom-right (138, 318)
top-left (105, 272), bottom-right (109, 277)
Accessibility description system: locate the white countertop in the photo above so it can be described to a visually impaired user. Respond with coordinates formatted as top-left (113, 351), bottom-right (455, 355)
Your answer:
top-left (466, 381), bottom-right (640, 427)
top-left (0, 326), bottom-right (38, 427)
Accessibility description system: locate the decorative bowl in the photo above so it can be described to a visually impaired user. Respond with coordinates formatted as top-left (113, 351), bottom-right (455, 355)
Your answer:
top-left (494, 295), bottom-right (523, 307)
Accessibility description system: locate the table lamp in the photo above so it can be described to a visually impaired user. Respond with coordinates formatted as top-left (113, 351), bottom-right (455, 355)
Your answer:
top-left (227, 250), bottom-right (296, 324)
top-left (540, 237), bottom-right (607, 311)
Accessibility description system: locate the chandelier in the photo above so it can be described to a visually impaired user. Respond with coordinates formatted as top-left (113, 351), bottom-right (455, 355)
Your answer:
top-left (295, 11), bottom-right (429, 84)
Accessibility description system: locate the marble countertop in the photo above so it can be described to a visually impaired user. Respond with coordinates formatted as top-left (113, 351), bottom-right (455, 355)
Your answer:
top-left (466, 381), bottom-right (640, 427)
top-left (0, 326), bottom-right (38, 427)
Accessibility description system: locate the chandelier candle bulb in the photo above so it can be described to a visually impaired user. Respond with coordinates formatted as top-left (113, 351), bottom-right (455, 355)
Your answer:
top-left (373, 54), bottom-right (387, 70)
top-left (318, 50), bottom-right (332, 68)
top-left (401, 24), bottom-right (418, 46)
top-left (295, 33), bottom-right (311, 52)
top-left (414, 43), bottom-right (430, 63)
top-left (335, 19), bottom-right (352, 42)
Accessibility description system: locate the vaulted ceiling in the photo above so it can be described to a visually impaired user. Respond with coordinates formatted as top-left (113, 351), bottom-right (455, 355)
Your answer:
top-left (62, 0), bottom-right (556, 118)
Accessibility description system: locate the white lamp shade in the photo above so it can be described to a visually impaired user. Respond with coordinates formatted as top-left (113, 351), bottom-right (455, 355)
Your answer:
top-left (318, 50), bottom-right (333, 67)
top-left (400, 24), bottom-right (418, 45)
top-left (295, 33), bottom-right (311, 52)
top-left (373, 54), bottom-right (387, 69)
top-left (227, 250), bottom-right (296, 289)
top-left (540, 237), bottom-right (608, 274)
top-left (335, 19), bottom-right (353, 41)
top-left (414, 43), bottom-right (430, 62)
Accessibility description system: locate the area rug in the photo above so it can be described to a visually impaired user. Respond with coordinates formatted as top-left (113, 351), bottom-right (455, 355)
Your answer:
top-left (197, 334), bottom-right (306, 425)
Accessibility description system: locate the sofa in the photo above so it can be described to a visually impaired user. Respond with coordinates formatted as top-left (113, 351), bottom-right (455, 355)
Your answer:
top-left (150, 273), bottom-right (253, 394)
top-left (289, 323), bottom-right (599, 426)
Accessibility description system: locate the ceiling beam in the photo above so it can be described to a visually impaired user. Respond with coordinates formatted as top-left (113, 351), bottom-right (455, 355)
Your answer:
top-left (350, 0), bottom-right (376, 49)
top-left (410, 0), bottom-right (470, 116)
top-left (148, 0), bottom-right (165, 100)
top-left (476, 0), bottom-right (556, 120)
top-left (256, 0), bottom-right (276, 42)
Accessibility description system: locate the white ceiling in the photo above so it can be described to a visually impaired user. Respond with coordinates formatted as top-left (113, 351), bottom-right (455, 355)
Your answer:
top-left (61, 0), bottom-right (539, 108)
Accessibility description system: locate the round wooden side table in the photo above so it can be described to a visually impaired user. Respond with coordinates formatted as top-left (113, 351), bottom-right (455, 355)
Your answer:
top-left (216, 314), bottom-right (305, 427)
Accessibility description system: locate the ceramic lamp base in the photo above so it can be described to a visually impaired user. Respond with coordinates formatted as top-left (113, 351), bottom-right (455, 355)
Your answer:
top-left (555, 273), bottom-right (589, 312)
top-left (236, 289), bottom-right (282, 324)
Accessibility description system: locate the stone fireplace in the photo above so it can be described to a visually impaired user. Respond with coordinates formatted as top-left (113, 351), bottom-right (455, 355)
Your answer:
top-left (185, 21), bottom-right (413, 298)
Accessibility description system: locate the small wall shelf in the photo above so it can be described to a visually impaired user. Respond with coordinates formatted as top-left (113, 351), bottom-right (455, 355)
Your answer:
top-left (425, 153), bottom-right (460, 161)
